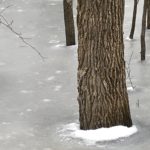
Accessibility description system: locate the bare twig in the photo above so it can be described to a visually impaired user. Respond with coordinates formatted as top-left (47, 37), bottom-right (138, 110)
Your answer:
top-left (0, 6), bottom-right (46, 61)
top-left (126, 51), bottom-right (136, 90)
top-left (0, 5), bottom-right (13, 15)
top-left (136, 99), bottom-right (140, 108)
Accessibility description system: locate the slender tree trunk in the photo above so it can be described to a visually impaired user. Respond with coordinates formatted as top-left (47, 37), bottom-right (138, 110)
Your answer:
top-left (141, 0), bottom-right (147, 61)
top-left (63, 0), bottom-right (75, 46)
top-left (147, 0), bottom-right (150, 29)
top-left (129, 0), bottom-right (138, 39)
top-left (77, 0), bottom-right (132, 130)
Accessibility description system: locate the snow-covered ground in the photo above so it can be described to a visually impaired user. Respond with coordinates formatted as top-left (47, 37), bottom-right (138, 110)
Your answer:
top-left (0, 0), bottom-right (150, 149)
top-left (59, 123), bottom-right (137, 145)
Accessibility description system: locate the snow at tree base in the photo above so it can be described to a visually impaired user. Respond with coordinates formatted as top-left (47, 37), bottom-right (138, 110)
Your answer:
top-left (0, 0), bottom-right (150, 150)
top-left (59, 123), bottom-right (137, 145)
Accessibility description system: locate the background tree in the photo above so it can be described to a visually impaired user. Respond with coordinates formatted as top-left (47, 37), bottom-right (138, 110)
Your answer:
top-left (77, 0), bottom-right (132, 130)
top-left (141, 0), bottom-right (147, 61)
top-left (147, 0), bottom-right (150, 29)
top-left (129, 0), bottom-right (139, 39)
top-left (63, 0), bottom-right (75, 46)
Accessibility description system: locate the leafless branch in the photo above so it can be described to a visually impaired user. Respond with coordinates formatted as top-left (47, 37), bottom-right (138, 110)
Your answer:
top-left (0, 6), bottom-right (46, 61)
top-left (0, 5), bottom-right (13, 15)
top-left (126, 51), bottom-right (136, 90)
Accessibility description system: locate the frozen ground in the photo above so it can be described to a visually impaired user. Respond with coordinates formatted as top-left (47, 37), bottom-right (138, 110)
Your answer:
top-left (0, 0), bottom-right (150, 150)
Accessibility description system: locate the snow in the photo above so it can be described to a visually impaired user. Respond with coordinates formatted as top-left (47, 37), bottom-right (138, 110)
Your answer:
top-left (55, 70), bottom-right (62, 74)
top-left (48, 40), bottom-right (60, 44)
top-left (54, 85), bottom-right (62, 91)
top-left (42, 99), bottom-right (51, 102)
top-left (60, 123), bottom-right (138, 145)
top-left (125, 37), bottom-right (132, 41)
top-left (47, 76), bottom-right (55, 81)
top-left (17, 9), bottom-right (24, 12)
top-left (0, 62), bottom-right (6, 66)
top-left (26, 109), bottom-right (32, 112)
top-left (127, 86), bottom-right (135, 91)
top-left (20, 90), bottom-right (33, 94)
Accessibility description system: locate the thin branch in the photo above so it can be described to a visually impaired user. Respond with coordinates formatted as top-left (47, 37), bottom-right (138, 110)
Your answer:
top-left (126, 51), bottom-right (136, 90)
top-left (0, 8), bottom-right (46, 61)
top-left (0, 5), bottom-right (13, 15)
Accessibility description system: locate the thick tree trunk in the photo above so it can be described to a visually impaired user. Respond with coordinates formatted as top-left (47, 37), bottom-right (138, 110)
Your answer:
top-left (147, 0), bottom-right (150, 29)
top-left (141, 0), bottom-right (147, 61)
top-left (77, 0), bottom-right (132, 130)
top-left (129, 0), bottom-right (138, 39)
top-left (63, 0), bottom-right (75, 46)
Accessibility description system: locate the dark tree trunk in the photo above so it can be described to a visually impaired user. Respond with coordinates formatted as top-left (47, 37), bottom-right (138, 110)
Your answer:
top-left (147, 0), bottom-right (150, 29)
top-left (129, 0), bottom-right (138, 39)
top-left (63, 0), bottom-right (75, 46)
top-left (141, 0), bottom-right (147, 61)
top-left (77, 0), bottom-right (132, 130)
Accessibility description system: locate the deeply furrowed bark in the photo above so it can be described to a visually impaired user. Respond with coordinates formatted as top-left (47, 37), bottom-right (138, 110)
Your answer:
top-left (77, 0), bottom-right (132, 130)
top-left (63, 0), bottom-right (75, 46)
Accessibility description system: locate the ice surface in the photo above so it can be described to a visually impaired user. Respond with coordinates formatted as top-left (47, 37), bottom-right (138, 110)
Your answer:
top-left (0, 0), bottom-right (150, 149)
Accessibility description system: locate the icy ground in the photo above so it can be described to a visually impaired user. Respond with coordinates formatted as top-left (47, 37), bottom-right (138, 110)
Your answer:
top-left (0, 0), bottom-right (150, 150)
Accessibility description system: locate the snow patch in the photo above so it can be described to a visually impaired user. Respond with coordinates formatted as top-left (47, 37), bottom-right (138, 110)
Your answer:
top-left (127, 87), bottom-right (134, 91)
top-left (0, 62), bottom-right (6, 66)
top-left (20, 90), bottom-right (33, 94)
top-left (17, 9), bottom-right (24, 12)
top-left (59, 123), bottom-right (137, 145)
top-left (125, 37), bottom-right (132, 41)
top-left (1, 122), bottom-right (11, 125)
top-left (55, 70), bottom-right (62, 74)
top-left (54, 85), bottom-right (62, 91)
top-left (0, 7), bottom-right (5, 10)
top-left (48, 40), bottom-right (60, 44)
top-left (47, 76), bottom-right (55, 81)
top-left (26, 109), bottom-right (32, 112)
top-left (42, 99), bottom-right (51, 102)
top-left (49, 3), bottom-right (56, 6)
top-left (55, 44), bottom-right (65, 47)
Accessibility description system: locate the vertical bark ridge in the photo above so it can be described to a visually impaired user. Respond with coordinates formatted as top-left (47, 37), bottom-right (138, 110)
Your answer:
top-left (77, 0), bottom-right (132, 130)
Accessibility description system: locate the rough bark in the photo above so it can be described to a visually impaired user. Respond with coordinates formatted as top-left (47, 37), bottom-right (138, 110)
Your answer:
top-left (141, 0), bottom-right (147, 61)
top-left (147, 0), bottom-right (150, 29)
top-left (77, 0), bottom-right (132, 130)
top-left (129, 0), bottom-right (138, 39)
top-left (63, 0), bottom-right (75, 46)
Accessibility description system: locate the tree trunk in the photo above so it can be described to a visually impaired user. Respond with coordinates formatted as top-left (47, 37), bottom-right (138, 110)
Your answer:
top-left (63, 0), bottom-right (75, 46)
top-left (141, 0), bottom-right (147, 61)
top-left (129, 0), bottom-right (138, 39)
top-left (77, 0), bottom-right (132, 130)
top-left (147, 0), bottom-right (150, 29)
